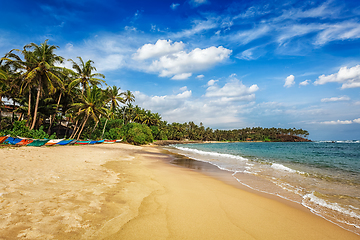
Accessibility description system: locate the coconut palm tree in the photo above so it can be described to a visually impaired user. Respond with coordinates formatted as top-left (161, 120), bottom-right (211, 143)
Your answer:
top-left (69, 86), bottom-right (108, 140)
top-left (123, 90), bottom-right (135, 105)
top-left (2, 40), bottom-right (65, 130)
top-left (68, 57), bottom-right (105, 94)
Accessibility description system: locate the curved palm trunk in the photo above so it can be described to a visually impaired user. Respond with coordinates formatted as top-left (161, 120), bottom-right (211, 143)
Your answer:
top-left (90, 114), bottom-right (101, 136)
top-left (30, 82), bottom-right (41, 130)
top-left (101, 118), bottom-right (108, 139)
top-left (0, 94), bottom-right (2, 130)
top-left (47, 92), bottom-right (62, 135)
top-left (70, 119), bottom-right (79, 139)
top-left (77, 114), bottom-right (89, 140)
top-left (26, 90), bottom-right (31, 127)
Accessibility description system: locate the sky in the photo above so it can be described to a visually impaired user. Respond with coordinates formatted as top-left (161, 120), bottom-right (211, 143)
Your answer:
top-left (1, 0), bottom-right (360, 140)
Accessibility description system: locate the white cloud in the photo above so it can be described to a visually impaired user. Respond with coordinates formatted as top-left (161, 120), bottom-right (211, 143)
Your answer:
top-left (230, 25), bottom-right (271, 45)
top-left (207, 79), bottom-right (217, 86)
top-left (284, 75), bottom-right (295, 88)
top-left (170, 3), bottom-right (180, 10)
top-left (314, 65), bottom-right (360, 89)
top-left (189, 0), bottom-right (208, 7)
top-left (171, 73), bottom-right (192, 80)
top-left (354, 118), bottom-right (360, 124)
top-left (320, 120), bottom-right (353, 125)
top-left (299, 80), bottom-right (311, 86)
top-left (315, 21), bottom-right (360, 45)
top-left (321, 96), bottom-right (350, 102)
top-left (205, 78), bottom-right (259, 102)
top-left (133, 39), bottom-right (184, 60)
top-left (147, 45), bottom-right (231, 79)
top-left (179, 86), bottom-right (188, 91)
top-left (196, 74), bottom-right (205, 79)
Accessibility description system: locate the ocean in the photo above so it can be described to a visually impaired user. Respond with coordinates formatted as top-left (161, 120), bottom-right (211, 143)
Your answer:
top-left (165, 141), bottom-right (360, 235)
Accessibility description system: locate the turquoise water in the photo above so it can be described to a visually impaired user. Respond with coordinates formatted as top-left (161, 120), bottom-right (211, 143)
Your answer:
top-left (167, 141), bottom-right (360, 235)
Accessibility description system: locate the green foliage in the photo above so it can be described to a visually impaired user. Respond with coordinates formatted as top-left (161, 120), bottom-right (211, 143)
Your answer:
top-left (122, 122), bottom-right (153, 145)
top-left (0, 120), bottom-right (55, 139)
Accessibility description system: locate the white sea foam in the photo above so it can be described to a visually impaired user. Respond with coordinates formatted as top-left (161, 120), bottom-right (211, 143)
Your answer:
top-left (271, 163), bottom-right (297, 173)
top-left (174, 146), bottom-right (249, 162)
top-left (303, 192), bottom-right (360, 220)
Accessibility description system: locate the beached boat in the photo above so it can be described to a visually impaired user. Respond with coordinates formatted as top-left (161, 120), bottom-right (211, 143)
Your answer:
top-left (3, 137), bottom-right (22, 145)
top-left (0, 136), bottom-right (8, 144)
top-left (115, 139), bottom-right (123, 143)
top-left (56, 139), bottom-right (74, 145)
top-left (103, 140), bottom-right (116, 144)
top-left (45, 139), bottom-right (65, 146)
top-left (88, 139), bottom-right (105, 144)
top-left (75, 140), bottom-right (91, 145)
top-left (69, 139), bottom-right (77, 145)
top-left (16, 139), bottom-right (34, 146)
top-left (26, 139), bottom-right (49, 147)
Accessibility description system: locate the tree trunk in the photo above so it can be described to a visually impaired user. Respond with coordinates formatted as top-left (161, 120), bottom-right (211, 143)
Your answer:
top-left (77, 114), bottom-right (89, 140)
top-left (47, 92), bottom-right (62, 135)
top-left (30, 83), bottom-right (41, 130)
top-left (11, 100), bottom-right (15, 122)
top-left (26, 89), bottom-right (32, 127)
top-left (90, 114), bottom-right (101, 137)
top-left (70, 120), bottom-right (79, 139)
top-left (101, 118), bottom-right (108, 139)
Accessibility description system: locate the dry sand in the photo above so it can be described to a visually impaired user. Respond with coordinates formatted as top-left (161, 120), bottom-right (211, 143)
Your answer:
top-left (0, 144), bottom-right (358, 239)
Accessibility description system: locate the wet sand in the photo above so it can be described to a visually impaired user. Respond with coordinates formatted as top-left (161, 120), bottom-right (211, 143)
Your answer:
top-left (0, 144), bottom-right (358, 239)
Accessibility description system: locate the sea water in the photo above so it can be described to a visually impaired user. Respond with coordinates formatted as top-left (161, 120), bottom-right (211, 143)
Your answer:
top-left (166, 141), bottom-right (360, 235)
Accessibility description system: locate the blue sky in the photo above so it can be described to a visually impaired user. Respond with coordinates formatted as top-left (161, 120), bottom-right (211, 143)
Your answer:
top-left (1, 0), bottom-right (360, 140)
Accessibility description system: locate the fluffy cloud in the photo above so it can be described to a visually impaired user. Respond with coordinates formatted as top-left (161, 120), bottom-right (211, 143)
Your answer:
top-left (299, 80), bottom-right (311, 86)
top-left (133, 88), bottom-right (244, 126)
top-left (205, 78), bottom-right (259, 102)
top-left (196, 74), bottom-right (205, 79)
top-left (314, 65), bottom-right (360, 89)
top-left (284, 75), bottom-right (295, 88)
top-left (133, 39), bottom-right (184, 60)
top-left (145, 45), bottom-right (231, 79)
top-left (318, 117), bottom-right (360, 124)
top-left (321, 96), bottom-right (350, 102)
top-left (189, 0), bottom-right (208, 7)
top-left (170, 3), bottom-right (180, 10)
top-left (320, 120), bottom-right (353, 125)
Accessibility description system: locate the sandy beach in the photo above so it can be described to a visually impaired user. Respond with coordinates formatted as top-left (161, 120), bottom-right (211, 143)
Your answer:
top-left (0, 144), bottom-right (358, 240)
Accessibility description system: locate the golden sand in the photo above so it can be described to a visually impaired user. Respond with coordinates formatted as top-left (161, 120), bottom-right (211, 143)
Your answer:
top-left (0, 144), bottom-right (358, 239)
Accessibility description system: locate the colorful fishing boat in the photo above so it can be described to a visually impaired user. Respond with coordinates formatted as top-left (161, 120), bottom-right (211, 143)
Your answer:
top-left (26, 139), bottom-right (50, 147)
top-left (67, 139), bottom-right (77, 145)
top-left (88, 139), bottom-right (105, 144)
top-left (104, 140), bottom-right (116, 144)
top-left (45, 139), bottom-right (65, 146)
top-left (0, 136), bottom-right (8, 144)
top-left (115, 139), bottom-right (123, 143)
top-left (16, 139), bottom-right (34, 146)
top-left (75, 140), bottom-right (91, 145)
top-left (56, 139), bottom-right (74, 145)
top-left (3, 137), bottom-right (22, 145)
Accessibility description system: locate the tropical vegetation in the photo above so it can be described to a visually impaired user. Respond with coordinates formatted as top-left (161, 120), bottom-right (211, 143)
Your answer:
top-left (0, 40), bottom-right (309, 145)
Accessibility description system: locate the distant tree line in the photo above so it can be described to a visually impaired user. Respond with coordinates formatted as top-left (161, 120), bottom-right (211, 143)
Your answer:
top-left (0, 40), bottom-right (309, 144)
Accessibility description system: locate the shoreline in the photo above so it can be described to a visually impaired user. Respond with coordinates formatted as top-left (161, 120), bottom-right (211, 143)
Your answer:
top-left (0, 144), bottom-right (358, 239)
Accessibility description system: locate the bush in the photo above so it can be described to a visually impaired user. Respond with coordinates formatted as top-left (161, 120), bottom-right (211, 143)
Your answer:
top-left (0, 120), bottom-right (56, 139)
top-left (122, 123), bottom-right (153, 145)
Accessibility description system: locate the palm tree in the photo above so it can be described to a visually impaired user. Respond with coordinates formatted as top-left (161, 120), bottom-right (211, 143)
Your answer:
top-left (106, 85), bottom-right (124, 112)
top-left (68, 57), bottom-right (105, 94)
top-left (2, 40), bottom-right (65, 130)
top-left (69, 86), bottom-right (108, 140)
top-left (123, 90), bottom-right (135, 105)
